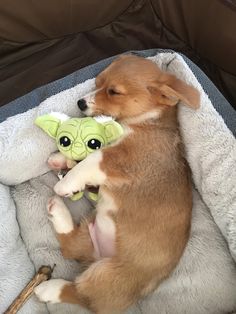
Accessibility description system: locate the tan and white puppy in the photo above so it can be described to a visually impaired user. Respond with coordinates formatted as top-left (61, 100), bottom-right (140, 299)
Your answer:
top-left (35, 55), bottom-right (200, 313)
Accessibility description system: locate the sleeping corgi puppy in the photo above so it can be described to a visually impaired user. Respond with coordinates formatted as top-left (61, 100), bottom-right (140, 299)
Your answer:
top-left (35, 55), bottom-right (200, 313)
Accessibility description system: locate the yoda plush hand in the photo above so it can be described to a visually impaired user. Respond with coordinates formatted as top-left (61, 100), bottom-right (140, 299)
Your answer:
top-left (35, 113), bottom-right (123, 201)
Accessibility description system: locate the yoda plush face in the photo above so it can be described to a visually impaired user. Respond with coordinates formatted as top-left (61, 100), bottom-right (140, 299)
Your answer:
top-left (35, 113), bottom-right (123, 161)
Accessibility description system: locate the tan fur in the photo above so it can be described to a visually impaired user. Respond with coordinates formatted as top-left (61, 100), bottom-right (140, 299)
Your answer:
top-left (57, 213), bottom-right (96, 266)
top-left (53, 55), bottom-right (200, 313)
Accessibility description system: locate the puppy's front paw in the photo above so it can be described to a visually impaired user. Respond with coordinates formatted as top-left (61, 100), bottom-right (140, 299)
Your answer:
top-left (47, 196), bottom-right (74, 234)
top-left (53, 180), bottom-right (73, 197)
top-left (54, 176), bottom-right (85, 197)
top-left (35, 279), bottom-right (69, 303)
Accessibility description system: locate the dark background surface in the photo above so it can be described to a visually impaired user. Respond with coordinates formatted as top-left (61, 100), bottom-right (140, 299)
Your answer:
top-left (0, 0), bottom-right (235, 109)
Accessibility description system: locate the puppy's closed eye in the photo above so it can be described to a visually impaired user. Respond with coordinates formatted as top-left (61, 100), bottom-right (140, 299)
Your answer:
top-left (107, 88), bottom-right (120, 96)
top-left (107, 85), bottom-right (126, 96)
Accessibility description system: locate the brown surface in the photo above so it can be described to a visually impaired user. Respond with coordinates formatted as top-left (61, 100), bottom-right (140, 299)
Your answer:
top-left (0, 0), bottom-right (235, 108)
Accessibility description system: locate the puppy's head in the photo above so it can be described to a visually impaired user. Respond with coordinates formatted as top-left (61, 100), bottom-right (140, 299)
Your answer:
top-left (77, 55), bottom-right (200, 121)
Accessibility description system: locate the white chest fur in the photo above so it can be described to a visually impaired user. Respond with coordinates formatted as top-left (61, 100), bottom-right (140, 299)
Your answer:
top-left (96, 190), bottom-right (117, 231)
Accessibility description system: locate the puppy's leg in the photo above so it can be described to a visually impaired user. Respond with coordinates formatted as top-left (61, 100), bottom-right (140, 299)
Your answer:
top-left (53, 142), bottom-right (132, 198)
top-left (54, 151), bottom-right (106, 196)
top-left (54, 151), bottom-right (106, 197)
top-left (47, 196), bottom-right (96, 263)
top-left (35, 279), bottom-right (79, 304)
top-left (35, 258), bottom-right (140, 313)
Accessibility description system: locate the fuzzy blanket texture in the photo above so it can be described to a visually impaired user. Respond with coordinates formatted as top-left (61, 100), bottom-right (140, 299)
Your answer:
top-left (0, 52), bottom-right (236, 314)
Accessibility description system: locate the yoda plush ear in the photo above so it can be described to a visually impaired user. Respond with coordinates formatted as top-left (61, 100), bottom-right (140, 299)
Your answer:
top-left (93, 116), bottom-right (124, 143)
top-left (103, 120), bottom-right (124, 143)
top-left (35, 112), bottom-right (70, 138)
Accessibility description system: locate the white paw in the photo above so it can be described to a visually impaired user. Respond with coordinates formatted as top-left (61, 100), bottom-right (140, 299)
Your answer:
top-left (34, 279), bottom-right (69, 303)
top-left (53, 173), bottom-right (86, 197)
top-left (47, 196), bottom-right (74, 234)
top-left (53, 151), bottom-right (106, 197)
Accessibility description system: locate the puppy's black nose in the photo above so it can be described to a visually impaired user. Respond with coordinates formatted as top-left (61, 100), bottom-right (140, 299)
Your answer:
top-left (77, 98), bottom-right (88, 111)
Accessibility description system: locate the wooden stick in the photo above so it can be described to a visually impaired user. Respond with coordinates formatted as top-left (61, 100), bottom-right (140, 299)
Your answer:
top-left (4, 265), bottom-right (54, 314)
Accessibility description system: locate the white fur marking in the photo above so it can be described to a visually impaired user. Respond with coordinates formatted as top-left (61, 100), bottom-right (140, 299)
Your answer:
top-left (123, 110), bottom-right (161, 125)
top-left (47, 196), bottom-right (74, 234)
top-left (34, 279), bottom-right (70, 303)
top-left (96, 190), bottom-right (117, 235)
top-left (81, 88), bottom-right (104, 116)
top-left (82, 90), bottom-right (97, 115)
top-left (97, 190), bottom-right (117, 215)
top-left (54, 150), bottom-right (106, 197)
top-left (96, 192), bottom-right (117, 237)
top-left (93, 115), bottom-right (113, 123)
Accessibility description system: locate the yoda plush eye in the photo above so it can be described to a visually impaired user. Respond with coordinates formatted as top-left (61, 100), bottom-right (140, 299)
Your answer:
top-left (59, 136), bottom-right (71, 147)
top-left (87, 139), bottom-right (102, 150)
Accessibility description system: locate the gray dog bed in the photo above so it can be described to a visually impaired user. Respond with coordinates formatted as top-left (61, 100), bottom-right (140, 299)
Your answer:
top-left (0, 50), bottom-right (236, 314)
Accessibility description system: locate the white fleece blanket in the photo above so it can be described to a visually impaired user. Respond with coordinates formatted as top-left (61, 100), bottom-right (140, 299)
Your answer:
top-left (0, 53), bottom-right (236, 314)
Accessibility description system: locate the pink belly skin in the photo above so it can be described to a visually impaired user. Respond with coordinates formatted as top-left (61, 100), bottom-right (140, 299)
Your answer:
top-left (88, 219), bottom-right (115, 258)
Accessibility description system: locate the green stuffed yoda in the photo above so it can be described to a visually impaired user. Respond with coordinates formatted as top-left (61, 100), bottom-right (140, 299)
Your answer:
top-left (35, 113), bottom-right (123, 201)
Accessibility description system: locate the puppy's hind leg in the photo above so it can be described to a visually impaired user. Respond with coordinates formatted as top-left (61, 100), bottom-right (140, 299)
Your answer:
top-left (35, 279), bottom-right (79, 304)
top-left (65, 258), bottom-right (141, 313)
top-left (35, 258), bottom-right (140, 312)
top-left (47, 196), bottom-right (96, 264)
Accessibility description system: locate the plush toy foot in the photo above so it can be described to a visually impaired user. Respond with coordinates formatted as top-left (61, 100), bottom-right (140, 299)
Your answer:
top-left (70, 191), bottom-right (84, 201)
top-left (88, 192), bottom-right (99, 202)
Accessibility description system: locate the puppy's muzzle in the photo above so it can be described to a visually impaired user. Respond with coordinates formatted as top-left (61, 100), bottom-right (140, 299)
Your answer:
top-left (77, 98), bottom-right (88, 111)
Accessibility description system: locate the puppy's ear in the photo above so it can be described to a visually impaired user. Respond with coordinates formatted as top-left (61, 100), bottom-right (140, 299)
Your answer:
top-left (148, 76), bottom-right (200, 109)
